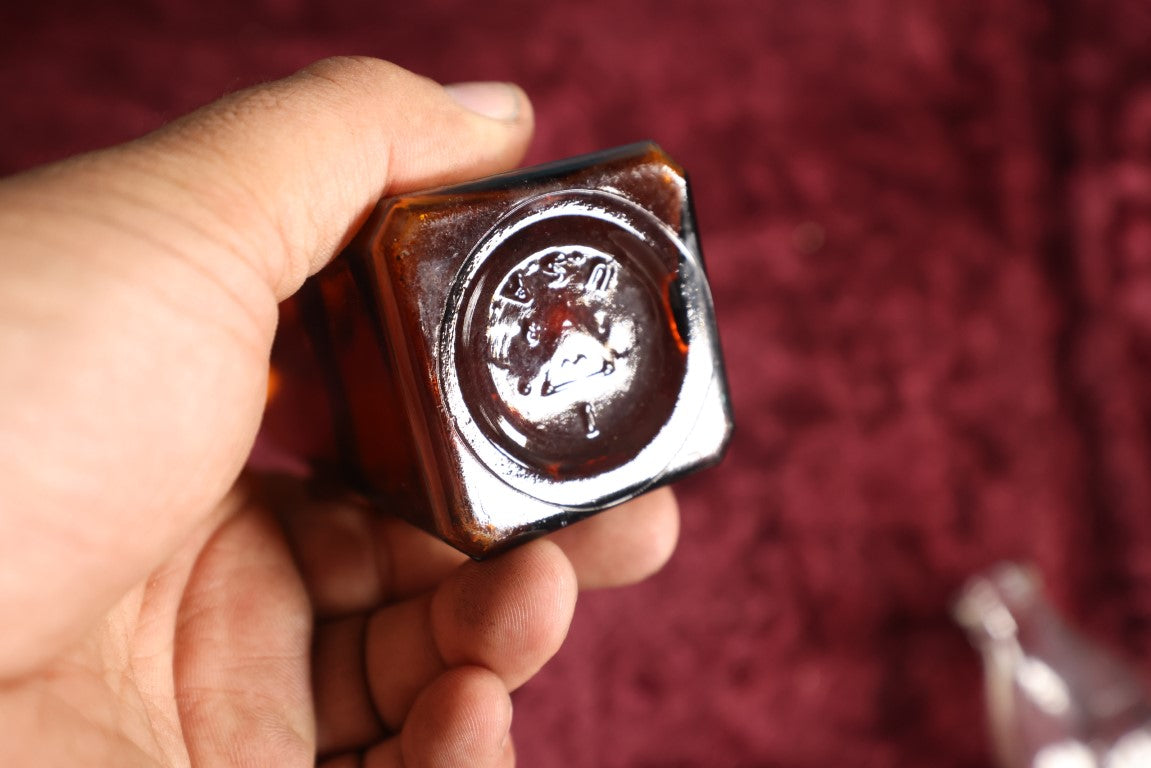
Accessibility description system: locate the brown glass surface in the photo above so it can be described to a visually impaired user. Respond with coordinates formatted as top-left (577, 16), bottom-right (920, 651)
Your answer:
top-left (260, 142), bottom-right (731, 557)
top-left (453, 196), bottom-right (688, 478)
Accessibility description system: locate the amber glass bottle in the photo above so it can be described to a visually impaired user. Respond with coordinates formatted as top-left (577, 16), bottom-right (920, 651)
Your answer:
top-left (260, 143), bottom-right (732, 558)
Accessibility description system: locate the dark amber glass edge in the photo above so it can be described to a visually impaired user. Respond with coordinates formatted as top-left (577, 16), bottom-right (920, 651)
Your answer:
top-left (357, 142), bottom-right (733, 556)
top-left (420, 141), bottom-right (678, 197)
top-left (678, 162), bottom-right (736, 473)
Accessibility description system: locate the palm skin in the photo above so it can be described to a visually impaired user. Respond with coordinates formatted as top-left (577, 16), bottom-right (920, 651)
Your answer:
top-left (0, 58), bottom-right (679, 767)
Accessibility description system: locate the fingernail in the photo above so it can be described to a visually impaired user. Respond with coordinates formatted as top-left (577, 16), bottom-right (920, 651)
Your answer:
top-left (444, 81), bottom-right (522, 122)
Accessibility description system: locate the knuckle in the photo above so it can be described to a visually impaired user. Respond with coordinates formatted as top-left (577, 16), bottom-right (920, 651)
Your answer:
top-left (298, 55), bottom-right (406, 94)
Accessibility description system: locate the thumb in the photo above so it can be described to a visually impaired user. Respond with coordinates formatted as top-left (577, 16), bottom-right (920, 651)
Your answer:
top-left (130, 56), bottom-right (534, 298)
top-left (0, 56), bottom-right (534, 677)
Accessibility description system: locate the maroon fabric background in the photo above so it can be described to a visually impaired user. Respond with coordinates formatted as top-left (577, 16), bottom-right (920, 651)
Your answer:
top-left (4, 1), bottom-right (1151, 765)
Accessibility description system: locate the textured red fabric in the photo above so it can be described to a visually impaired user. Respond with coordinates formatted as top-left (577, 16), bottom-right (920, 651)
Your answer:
top-left (3, 1), bottom-right (1151, 765)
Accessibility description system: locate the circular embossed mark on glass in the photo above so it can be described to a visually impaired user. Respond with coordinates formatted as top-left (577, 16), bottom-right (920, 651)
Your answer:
top-left (443, 190), bottom-right (693, 491)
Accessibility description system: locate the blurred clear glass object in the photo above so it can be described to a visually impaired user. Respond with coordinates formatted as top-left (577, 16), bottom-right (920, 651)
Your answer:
top-left (955, 563), bottom-right (1151, 768)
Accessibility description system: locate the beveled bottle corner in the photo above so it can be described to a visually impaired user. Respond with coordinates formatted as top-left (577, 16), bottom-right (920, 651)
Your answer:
top-left (261, 142), bottom-right (733, 557)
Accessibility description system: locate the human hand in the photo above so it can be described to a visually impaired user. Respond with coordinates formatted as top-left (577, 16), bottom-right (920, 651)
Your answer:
top-left (0, 57), bottom-right (679, 766)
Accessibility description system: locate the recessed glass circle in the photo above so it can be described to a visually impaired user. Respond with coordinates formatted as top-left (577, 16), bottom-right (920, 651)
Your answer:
top-left (450, 192), bottom-right (688, 479)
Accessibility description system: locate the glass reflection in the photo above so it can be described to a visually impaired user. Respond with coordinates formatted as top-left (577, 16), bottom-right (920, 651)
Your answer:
top-left (955, 564), bottom-right (1151, 768)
